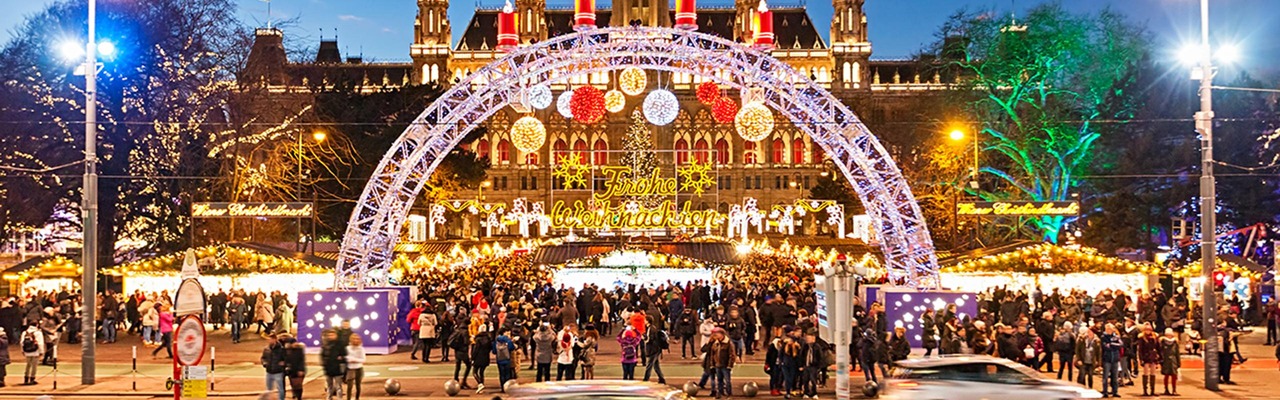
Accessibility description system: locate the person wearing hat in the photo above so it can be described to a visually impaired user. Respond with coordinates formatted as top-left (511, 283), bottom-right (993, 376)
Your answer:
top-left (701, 327), bottom-right (736, 399)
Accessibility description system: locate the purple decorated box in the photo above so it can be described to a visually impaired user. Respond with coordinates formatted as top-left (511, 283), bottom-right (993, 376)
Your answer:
top-left (297, 290), bottom-right (400, 354)
top-left (880, 289), bottom-right (977, 348)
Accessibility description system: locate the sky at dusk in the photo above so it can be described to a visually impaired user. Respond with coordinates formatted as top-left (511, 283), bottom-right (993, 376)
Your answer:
top-left (1, 0), bottom-right (1278, 76)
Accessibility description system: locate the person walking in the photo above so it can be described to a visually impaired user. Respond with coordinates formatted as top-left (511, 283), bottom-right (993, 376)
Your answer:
top-left (151, 305), bottom-right (173, 359)
top-left (1074, 326), bottom-right (1100, 390)
top-left (471, 325), bottom-right (493, 394)
top-left (494, 328), bottom-right (516, 392)
top-left (1135, 324), bottom-right (1162, 396)
top-left (701, 327), bottom-right (735, 399)
top-left (275, 301), bottom-right (294, 335)
top-left (618, 326), bottom-right (641, 380)
top-left (255, 294), bottom-right (275, 334)
top-left (1054, 322), bottom-right (1076, 381)
top-left (228, 297), bottom-right (246, 344)
top-left (676, 309), bottom-right (698, 359)
top-left (141, 301), bottom-right (159, 346)
top-left (20, 323), bottom-right (42, 386)
top-left (417, 308), bottom-right (439, 363)
top-left (0, 328), bottom-right (10, 387)
top-left (1159, 328), bottom-right (1180, 396)
top-left (407, 301), bottom-right (426, 361)
top-left (261, 333), bottom-right (287, 400)
top-left (555, 324), bottom-right (578, 381)
top-left (345, 334), bottom-right (367, 400)
top-left (447, 324), bottom-right (473, 389)
top-left (321, 329), bottom-right (348, 400)
top-left (1100, 323), bottom-right (1123, 398)
top-left (532, 323), bottom-right (555, 382)
top-left (642, 324), bottom-right (668, 384)
top-left (578, 326), bottom-right (598, 380)
top-left (281, 333), bottom-right (307, 400)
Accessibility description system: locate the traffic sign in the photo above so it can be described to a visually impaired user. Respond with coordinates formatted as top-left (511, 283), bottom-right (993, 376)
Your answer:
top-left (175, 315), bottom-right (207, 366)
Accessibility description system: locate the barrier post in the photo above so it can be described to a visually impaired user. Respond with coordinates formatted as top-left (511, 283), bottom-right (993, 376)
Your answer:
top-left (132, 346), bottom-right (138, 391)
top-left (210, 346), bottom-right (215, 391)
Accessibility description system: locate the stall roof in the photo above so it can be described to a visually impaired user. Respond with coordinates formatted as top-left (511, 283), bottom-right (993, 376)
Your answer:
top-left (2, 255), bottom-right (81, 279)
top-left (1219, 254), bottom-right (1268, 273)
top-left (531, 243), bottom-right (619, 265)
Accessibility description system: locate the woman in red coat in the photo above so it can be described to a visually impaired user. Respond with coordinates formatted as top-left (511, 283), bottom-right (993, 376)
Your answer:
top-left (1135, 324), bottom-right (1163, 396)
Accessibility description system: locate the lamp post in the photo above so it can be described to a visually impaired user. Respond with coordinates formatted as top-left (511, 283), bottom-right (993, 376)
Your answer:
top-left (1190, 0), bottom-right (1219, 390)
top-left (79, 0), bottom-right (101, 385)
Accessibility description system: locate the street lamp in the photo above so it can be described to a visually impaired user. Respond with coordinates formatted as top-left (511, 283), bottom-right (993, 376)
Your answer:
top-left (947, 127), bottom-right (979, 190)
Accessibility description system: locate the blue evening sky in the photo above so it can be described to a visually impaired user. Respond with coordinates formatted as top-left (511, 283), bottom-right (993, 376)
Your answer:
top-left (2, 1), bottom-right (1277, 75)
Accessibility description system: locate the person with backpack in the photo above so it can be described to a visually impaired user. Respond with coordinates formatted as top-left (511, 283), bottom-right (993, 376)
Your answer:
top-left (21, 323), bottom-right (43, 386)
top-left (494, 328), bottom-right (516, 392)
top-left (617, 326), bottom-right (641, 380)
top-left (642, 324), bottom-right (668, 384)
top-left (447, 324), bottom-right (473, 389)
top-left (261, 333), bottom-right (287, 400)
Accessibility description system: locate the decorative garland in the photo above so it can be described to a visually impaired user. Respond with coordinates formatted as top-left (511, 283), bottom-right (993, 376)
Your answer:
top-left (107, 245), bottom-right (330, 276)
top-left (941, 243), bottom-right (1155, 275)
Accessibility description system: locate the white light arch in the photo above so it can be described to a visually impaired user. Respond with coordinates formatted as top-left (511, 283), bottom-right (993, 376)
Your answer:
top-left (336, 27), bottom-right (941, 289)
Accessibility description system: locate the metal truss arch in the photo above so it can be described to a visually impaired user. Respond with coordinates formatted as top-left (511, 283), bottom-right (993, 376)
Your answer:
top-left (336, 27), bottom-right (941, 289)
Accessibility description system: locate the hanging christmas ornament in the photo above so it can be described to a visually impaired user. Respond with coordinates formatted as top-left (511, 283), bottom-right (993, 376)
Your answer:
top-left (496, 1), bottom-right (518, 52)
top-left (674, 0), bottom-right (698, 30)
top-left (642, 89), bottom-right (679, 126)
top-left (574, 0), bottom-right (596, 31)
top-left (712, 97), bottom-right (738, 124)
top-left (557, 90), bottom-right (574, 119)
top-left (735, 102), bottom-right (774, 142)
top-left (525, 85), bottom-right (552, 110)
top-left (569, 86), bottom-right (606, 123)
top-left (618, 67), bottom-right (647, 96)
top-left (604, 89), bottom-right (626, 113)
top-left (696, 81), bottom-right (721, 105)
top-left (510, 116), bottom-right (547, 153)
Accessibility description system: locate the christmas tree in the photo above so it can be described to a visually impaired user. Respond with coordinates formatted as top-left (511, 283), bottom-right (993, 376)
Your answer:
top-left (619, 109), bottom-right (661, 207)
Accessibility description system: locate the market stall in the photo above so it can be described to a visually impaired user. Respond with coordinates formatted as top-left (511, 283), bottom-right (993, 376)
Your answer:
top-left (105, 243), bottom-right (334, 301)
top-left (1, 255), bottom-right (81, 296)
top-left (939, 242), bottom-right (1157, 296)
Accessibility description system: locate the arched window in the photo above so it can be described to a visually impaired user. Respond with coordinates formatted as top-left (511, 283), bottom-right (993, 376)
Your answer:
top-left (852, 62), bottom-right (861, 83)
top-left (592, 139), bottom-right (608, 165)
top-left (714, 139), bottom-right (729, 165)
top-left (422, 64), bottom-right (432, 85)
top-left (497, 139), bottom-right (511, 163)
top-left (477, 139), bottom-right (490, 159)
top-left (772, 138), bottom-right (786, 163)
top-left (573, 139), bottom-right (588, 162)
top-left (842, 62), bottom-right (852, 83)
top-left (693, 139), bottom-right (709, 164)
top-left (675, 139), bottom-right (689, 164)
top-left (430, 64), bottom-right (439, 82)
top-left (525, 152), bottom-right (539, 166)
top-left (792, 138), bottom-right (805, 164)
top-left (743, 141), bottom-right (757, 164)
top-left (553, 139), bottom-right (568, 162)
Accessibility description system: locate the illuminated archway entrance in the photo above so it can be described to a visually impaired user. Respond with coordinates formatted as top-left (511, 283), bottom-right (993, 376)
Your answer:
top-left (336, 27), bottom-right (940, 289)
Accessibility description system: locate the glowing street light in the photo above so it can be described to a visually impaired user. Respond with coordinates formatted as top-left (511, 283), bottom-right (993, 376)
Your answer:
top-left (312, 130), bottom-right (328, 143)
top-left (948, 129), bottom-right (965, 141)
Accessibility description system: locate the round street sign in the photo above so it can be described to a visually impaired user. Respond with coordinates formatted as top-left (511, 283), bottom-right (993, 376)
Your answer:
top-left (175, 315), bottom-right (207, 366)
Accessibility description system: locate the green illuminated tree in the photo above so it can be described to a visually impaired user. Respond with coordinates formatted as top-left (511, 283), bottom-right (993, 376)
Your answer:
top-left (930, 3), bottom-right (1148, 242)
top-left (619, 109), bottom-right (661, 206)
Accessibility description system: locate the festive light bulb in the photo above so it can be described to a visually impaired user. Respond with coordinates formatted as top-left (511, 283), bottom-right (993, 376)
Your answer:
top-left (735, 102), bottom-right (774, 142)
top-left (570, 86), bottom-right (606, 124)
top-left (511, 116), bottom-right (547, 153)
top-left (557, 90), bottom-right (574, 119)
top-left (618, 67), bottom-right (647, 96)
top-left (696, 81), bottom-right (721, 105)
top-left (675, 0), bottom-right (698, 30)
top-left (643, 89), bottom-right (679, 126)
top-left (712, 96), bottom-right (738, 124)
top-left (525, 85), bottom-right (552, 110)
top-left (604, 89), bottom-right (626, 113)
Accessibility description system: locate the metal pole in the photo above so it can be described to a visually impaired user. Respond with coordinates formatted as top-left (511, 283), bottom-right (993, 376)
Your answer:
top-left (81, 0), bottom-right (99, 385)
top-left (1196, 0), bottom-right (1219, 391)
top-left (833, 272), bottom-right (852, 400)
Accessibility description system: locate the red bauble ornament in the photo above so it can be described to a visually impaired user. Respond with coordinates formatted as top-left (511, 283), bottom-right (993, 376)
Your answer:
top-left (696, 81), bottom-right (721, 105)
top-left (569, 86), bottom-right (606, 124)
top-left (711, 97), bottom-right (738, 124)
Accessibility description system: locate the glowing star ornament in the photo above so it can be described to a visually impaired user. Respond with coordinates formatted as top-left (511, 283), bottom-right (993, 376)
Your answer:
top-left (618, 67), bottom-right (647, 96)
top-left (642, 89), bottom-right (679, 126)
top-left (557, 90), bottom-right (574, 119)
top-left (735, 102), bottom-right (774, 142)
top-left (604, 90), bottom-right (626, 113)
top-left (677, 158), bottom-right (716, 195)
top-left (696, 81), bottom-right (721, 105)
top-left (569, 86), bottom-right (606, 123)
top-left (712, 96), bottom-right (738, 124)
top-left (551, 152), bottom-right (590, 188)
top-left (525, 85), bottom-right (552, 110)
top-left (510, 116), bottom-right (547, 153)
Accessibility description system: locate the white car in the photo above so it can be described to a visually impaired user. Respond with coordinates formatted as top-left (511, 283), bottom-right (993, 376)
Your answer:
top-left (880, 355), bottom-right (1103, 400)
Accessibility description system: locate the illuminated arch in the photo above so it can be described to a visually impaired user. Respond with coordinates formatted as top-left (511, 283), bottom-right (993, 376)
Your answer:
top-left (337, 27), bottom-right (940, 289)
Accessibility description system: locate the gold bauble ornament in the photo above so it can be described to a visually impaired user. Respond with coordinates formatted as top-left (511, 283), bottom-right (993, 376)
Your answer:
top-left (510, 116), bottom-right (547, 153)
top-left (735, 102), bottom-right (775, 142)
top-left (618, 67), bottom-right (647, 95)
top-left (604, 89), bottom-right (626, 113)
